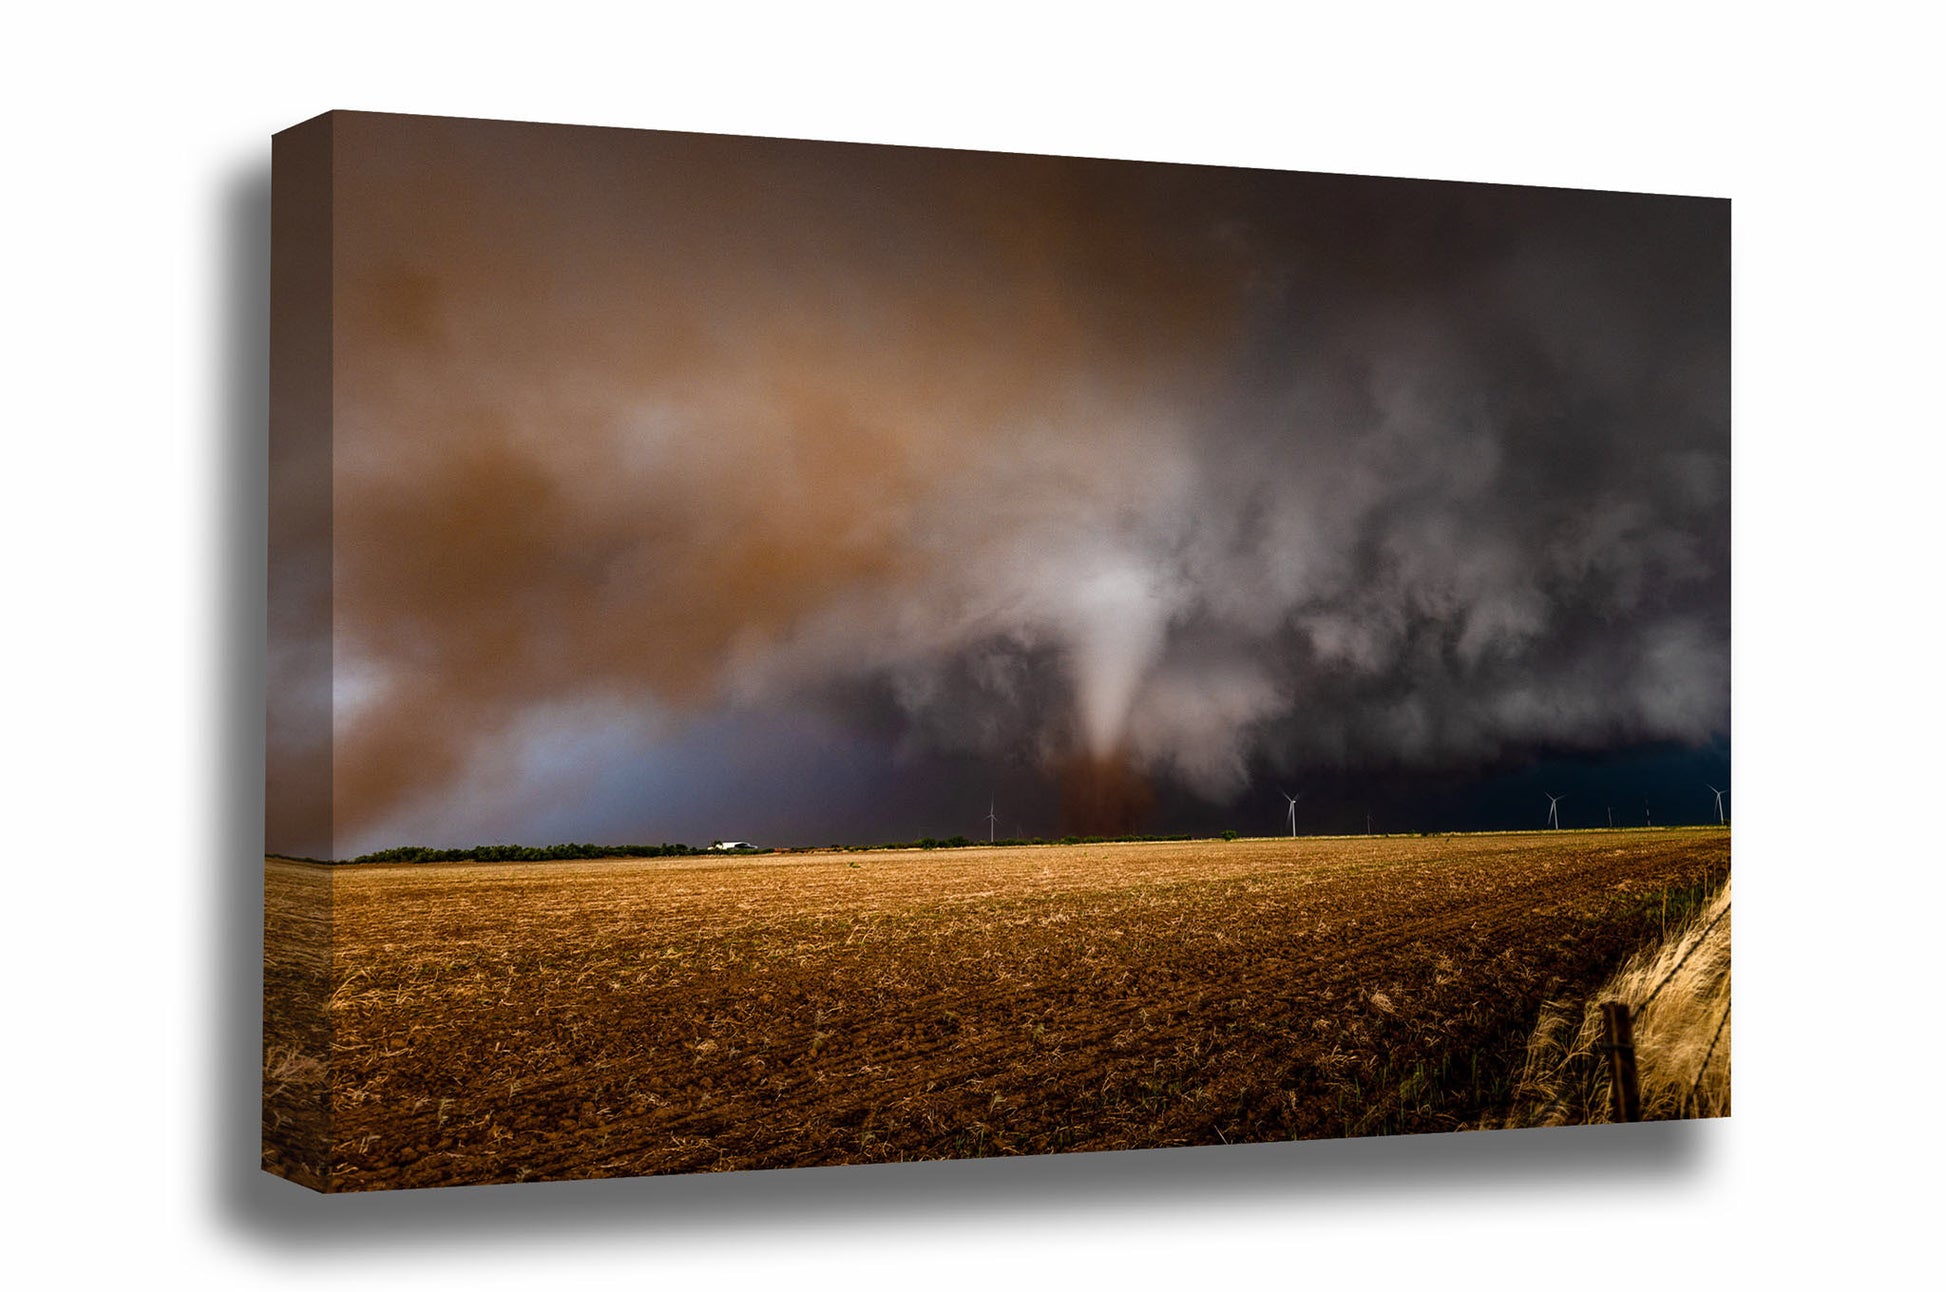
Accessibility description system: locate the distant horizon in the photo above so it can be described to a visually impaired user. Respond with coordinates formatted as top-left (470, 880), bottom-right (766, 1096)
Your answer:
top-left (282, 733), bottom-right (1728, 861)
top-left (273, 818), bottom-right (1733, 867)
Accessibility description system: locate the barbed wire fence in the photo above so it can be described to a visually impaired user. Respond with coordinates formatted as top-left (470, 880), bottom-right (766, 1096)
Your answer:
top-left (1599, 891), bottom-right (1731, 1122)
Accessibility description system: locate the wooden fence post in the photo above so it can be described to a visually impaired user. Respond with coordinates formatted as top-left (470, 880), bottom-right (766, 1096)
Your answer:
top-left (1601, 1002), bottom-right (1642, 1122)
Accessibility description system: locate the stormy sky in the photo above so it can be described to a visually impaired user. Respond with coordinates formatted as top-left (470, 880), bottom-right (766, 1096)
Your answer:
top-left (270, 111), bottom-right (1728, 858)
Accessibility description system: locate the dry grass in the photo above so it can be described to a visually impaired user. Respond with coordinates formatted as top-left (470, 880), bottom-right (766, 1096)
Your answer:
top-left (262, 857), bottom-right (333, 1188)
top-left (264, 829), bottom-right (1729, 1189)
top-left (1498, 877), bottom-right (1730, 1126)
top-left (264, 1044), bottom-right (328, 1100)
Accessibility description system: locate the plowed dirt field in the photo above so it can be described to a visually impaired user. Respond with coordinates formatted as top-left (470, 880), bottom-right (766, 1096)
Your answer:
top-left (264, 829), bottom-right (1728, 1190)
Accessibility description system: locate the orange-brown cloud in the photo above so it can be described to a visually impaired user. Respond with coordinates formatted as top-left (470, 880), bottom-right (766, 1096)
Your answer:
top-left (317, 115), bottom-right (1260, 845)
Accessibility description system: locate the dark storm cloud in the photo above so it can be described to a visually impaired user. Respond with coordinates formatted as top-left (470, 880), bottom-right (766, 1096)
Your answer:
top-left (284, 112), bottom-right (1727, 853)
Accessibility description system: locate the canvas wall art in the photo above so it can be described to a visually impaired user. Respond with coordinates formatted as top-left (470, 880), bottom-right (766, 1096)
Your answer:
top-left (265, 110), bottom-right (1730, 1192)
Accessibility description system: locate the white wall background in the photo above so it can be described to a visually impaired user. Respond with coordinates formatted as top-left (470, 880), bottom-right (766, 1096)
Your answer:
top-left (2, 2), bottom-right (1937, 1285)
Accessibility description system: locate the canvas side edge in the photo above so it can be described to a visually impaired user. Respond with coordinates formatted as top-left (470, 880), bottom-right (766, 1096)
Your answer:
top-left (264, 111), bottom-right (335, 1191)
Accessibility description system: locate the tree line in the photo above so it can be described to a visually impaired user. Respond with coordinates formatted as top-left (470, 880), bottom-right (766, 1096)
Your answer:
top-left (342, 841), bottom-right (710, 865)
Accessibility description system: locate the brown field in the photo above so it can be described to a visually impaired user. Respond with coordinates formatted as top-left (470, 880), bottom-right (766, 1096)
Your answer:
top-left (264, 829), bottom-right (1729, 1191)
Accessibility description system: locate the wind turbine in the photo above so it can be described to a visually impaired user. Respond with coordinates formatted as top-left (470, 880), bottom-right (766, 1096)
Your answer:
top-left (986, 798), bottom-right (999, 844)
top-left (1707, 784), bottom-right (1727, 825)
top-left (1283, 791), bottom-right (1299, 838)
top-left (1545, 793), bottom-right (1564, 830)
